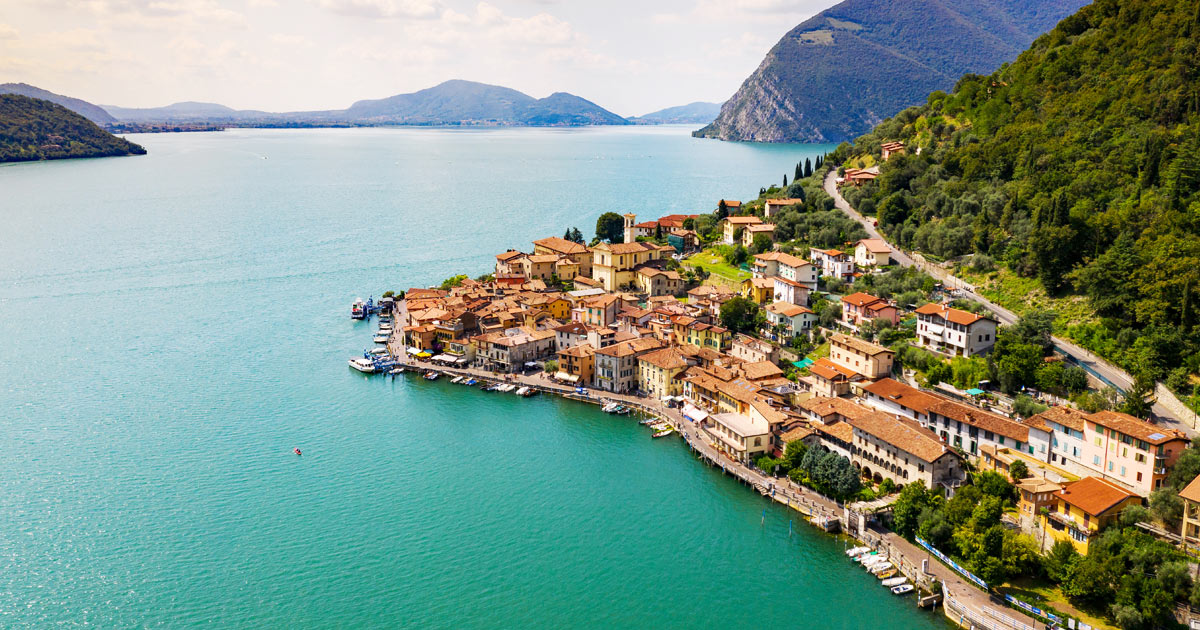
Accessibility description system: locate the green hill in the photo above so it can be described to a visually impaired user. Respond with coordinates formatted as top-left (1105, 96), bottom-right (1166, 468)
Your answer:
top-left (0, 94), bottom-right (146, 163)
top-left (0, 82), bottom-right (117, 125)
top-left (695, 0), bottom-right (1088, 143)
top-left (830, 0), bottom-right (1200, 396)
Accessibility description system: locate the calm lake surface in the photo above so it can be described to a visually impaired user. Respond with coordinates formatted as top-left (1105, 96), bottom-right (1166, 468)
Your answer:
top-left (0, 126), bottom-right (945, 628)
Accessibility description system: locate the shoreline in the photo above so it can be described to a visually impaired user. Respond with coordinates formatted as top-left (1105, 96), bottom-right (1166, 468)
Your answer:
top-left (373, 341), bottom-right (1040, 629)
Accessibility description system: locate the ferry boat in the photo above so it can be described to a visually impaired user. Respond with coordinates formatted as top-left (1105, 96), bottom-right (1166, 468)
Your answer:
top-left (891, 584), bottom-right (914, 595)
top-left (373, 333), bottom-right (390, 344)
top-left (348, 357), bottom-right (376, 373)
top-left (351, 298), bottom-right (366, 319)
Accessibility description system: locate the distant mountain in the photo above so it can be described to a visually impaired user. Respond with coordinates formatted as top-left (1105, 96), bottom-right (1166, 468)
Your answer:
top-left (343, 80), bottom-right (628, 126)
top-left (630, 102), bottom-right (723, 125)
top-left (695, 0), bottom-right (1090, 143)
top-left (102, 101), bottom-right (272, 123)
top-left (99, 80), bottom-right (629, 128)
top-left (0, 94), bottom-right (144, 163)
top-left (0, 83), bottom-right (116, 125)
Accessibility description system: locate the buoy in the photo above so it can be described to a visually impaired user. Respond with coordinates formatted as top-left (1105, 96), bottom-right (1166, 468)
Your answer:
top-left (294, 448), bottom-right (302, 456)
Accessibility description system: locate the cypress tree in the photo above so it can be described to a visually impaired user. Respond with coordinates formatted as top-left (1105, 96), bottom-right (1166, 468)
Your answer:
top-left (718, 199), bottom-right (729, 219)
top-left (794, 162), bottom-right (802, 182)
top-left (804, 158), bottom-right (813, 178)
top-left (783, 174), bottom-right (788, 187)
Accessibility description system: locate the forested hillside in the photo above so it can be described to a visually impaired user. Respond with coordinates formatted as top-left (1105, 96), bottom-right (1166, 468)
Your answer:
top-left (0, 95), bottom-right (145, 162)
top-left (830, 0), bottom-right (1200, 401)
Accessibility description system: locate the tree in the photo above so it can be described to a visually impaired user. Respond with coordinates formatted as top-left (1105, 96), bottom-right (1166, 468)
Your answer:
top-left (1149, 488), bottom-right (1182, 526)
top-left (783, 174), bottom-right (788, 187)
top-left (719, 297), bottom-right (763, 334)
top-left (804, 157), bottom-right (813, 178)
top-left (654, 222), bottom-right (663, 241)
top-left (1010, 310), bottom-right (1055, 353)
top-left (893, 482), bottom-right (938, 538)
top-left (794, 162), bottom-right (802, 182)
top-left (717, 199), bottom-right (729, 219)
top-left (1166, 439), bottom-right (1200, 490)
top-left (1119, 372), bottom-right (1156, 418)
top-left (1044, 540), bottom-right (1080, 582)
top-left (543, 360), bottom-right (558, 373)
top-left (1008, 459), bottom-right (1028, 482)
top-left (595, 212), bottom-right (625, 243)
top-left (750, 233), bottom-right (772, 255)
top-left (783, 439), bottom-right (809, 470)
top-left (440, 274), bottom-right (467, 290)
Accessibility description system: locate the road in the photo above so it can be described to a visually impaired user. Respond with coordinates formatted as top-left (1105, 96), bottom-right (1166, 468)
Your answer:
top-left (823, 171), bottom-right (1193, 434)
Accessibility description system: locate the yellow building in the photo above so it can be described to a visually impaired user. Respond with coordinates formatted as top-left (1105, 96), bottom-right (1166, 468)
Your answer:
top-left (720, 215), bottom-right (763, 245)
top-left (742, 223), bottom-right (776, 248)
top-left (671, 317), bottom-right (730, 351)
top-left (519, 254), bottom-right (559, 280)
top-left (1040, 476), bottom-right (1140, 553)
top-left (533, 236), bottom-right (592, 276)
top-left (637, 347), bottom-right (693, 399)
top-left (742, 277), bottom-right (774, 304)
top-left (556, 343), bottom-right (595, 386)
top-left (1179, 475), bottom-right (1200, 547)
top-left (829, 333), bottom-right (894, 380)
top-left (590, 241), bottom-right (669, 292)
top-left (518, 293), bottom-right (570, 320)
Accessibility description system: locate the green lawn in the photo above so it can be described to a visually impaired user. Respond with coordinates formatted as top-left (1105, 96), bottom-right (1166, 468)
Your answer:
top-left (684, 249), bottom-right (751, 284)
top-left (996, 578), bottom-right (1117, 630)
top-left (955, 266), bottom-right (1098, 330)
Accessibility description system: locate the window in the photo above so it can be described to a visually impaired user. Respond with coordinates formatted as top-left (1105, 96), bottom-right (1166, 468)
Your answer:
top-left (1108, 461), bottom-right (1114, 472)
top-left (1137, 472), bottom-right (1143, 482)
top-left (1093, 455), bottom-right (1101, 466)
top-left (1070, 527), bottom-right (1087, 543)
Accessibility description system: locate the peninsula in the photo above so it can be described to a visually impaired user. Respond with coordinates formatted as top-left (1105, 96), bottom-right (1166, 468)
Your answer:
top-left (0, 94), bottom-right (145, 163)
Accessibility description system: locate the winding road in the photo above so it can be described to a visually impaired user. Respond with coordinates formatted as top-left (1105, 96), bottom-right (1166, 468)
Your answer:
top-left (823, 171), bottom-right (1194, 435)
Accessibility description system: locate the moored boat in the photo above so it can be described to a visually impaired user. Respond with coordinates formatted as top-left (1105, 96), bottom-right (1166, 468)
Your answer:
top-left (875, 569), bottom-right (897, 580)
top-left (351, 298), bottom-right (365, 319)
top-left (515, 386), bottom-right (529, 396)
top-left (869, 562), bottom-right (893, 574)
top-left (451, 376), bottom-right (464, 384)
top-left (652, 428), bottom-right (673, 438)
top-left (846, 546), bottom-right (871, 557)
top-left (891, 584), bottom-right (914, 595)
top-left (389, 366), bottom-right (406, 375)
top-left (881, 577), bottom-right (908, 588)
top-left (373, 333), bottom-right (390, 344)
top-left (424, 371), bottom-right (440, 381)
top-left (348, 357), bottom-right (376, 373)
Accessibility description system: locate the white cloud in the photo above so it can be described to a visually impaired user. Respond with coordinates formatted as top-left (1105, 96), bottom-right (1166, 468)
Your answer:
top-left (317, 0), bottom-right (442, 19)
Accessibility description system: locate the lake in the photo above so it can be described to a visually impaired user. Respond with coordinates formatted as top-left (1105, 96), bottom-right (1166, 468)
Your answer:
top-left (0, 126), bottom-right (945, 627)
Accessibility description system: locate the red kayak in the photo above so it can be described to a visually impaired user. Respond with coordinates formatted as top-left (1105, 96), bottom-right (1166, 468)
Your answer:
top-left (294, 448), bottom-right (302, 456)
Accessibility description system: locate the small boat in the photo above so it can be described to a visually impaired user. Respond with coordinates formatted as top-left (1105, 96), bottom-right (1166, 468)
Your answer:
top-left (652, 428), bottom-right (674, 438)
top-left (378, 315), bottom-right (392, 323)
top-left (464, 379), bottom-right (477, 386)
top-left (294, 448), bottom-right (302, 456)
top-left (881, 577), bottom-right (908, 588)
top-left (856, 551), bottom-right (880, 563)
top-left (520, 387), bottom-right (537, 397)
top-left (424, 371), bottom-right (440, 381)
top-left (515, 386), bottom-right (529, 396)
top-left (846, 546), bottom-right (871, 557)
top-left (348, 358), bottom-right (376, 373)
top-left (388, 367), bottom-right (406, 375)
top-left (603, 402), bottom-right (620, 413)
top-left (614, 406), bottom-right (631, 415)
top-left (377, 324), bottom-right (393, 333)
top-left (875, 569), bottom-right (897, 580)
top-left (373, 333), bottom-right (390, 344)
top-left (862, 556), bottom-right (888, 568)
top-left (368, 347), bottom-right (388, 356)
top-left (891, 584), bottom-right (914, 595)
top-left (869, 562), bottom-right (893, 574)
top-left (639, 417), bottom-right (658, 425)
top-left (351, 298), bottom-right (365, 319)
top-left (451, 376), bottom-right (464, 384)
top-left (501, 384), bottom-right (516, 392)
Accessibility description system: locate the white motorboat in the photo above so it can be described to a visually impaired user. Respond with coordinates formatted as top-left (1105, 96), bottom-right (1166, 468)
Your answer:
top-left (378, 324), bottom-right (393, 333)
top-left (515, 386), bottom-right (529, 396)
top-left (451, 376), bottom-right (464, 384)
top-left (348, 358), bottom-right (376, 373)
top-left (856, 552), bottom-right (880, 564)
top-left (368, 347), bottom-right (388, 356)
top-left (351, 298), bottom-right (365, 319)
top-left (846, 546), bottom-right (871, 557)
top-left (869, 562), bottom-right (893, 574)
top-left (373, 333), bottom-right (390, 344)
top-left (891, 584), bottom-right (914, 595)
top-left (881, 577), bottom-right (908, 587)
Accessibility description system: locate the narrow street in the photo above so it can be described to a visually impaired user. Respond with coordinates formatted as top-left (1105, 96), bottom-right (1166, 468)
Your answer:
top-left (822, 171), bottom-right (1194, 435)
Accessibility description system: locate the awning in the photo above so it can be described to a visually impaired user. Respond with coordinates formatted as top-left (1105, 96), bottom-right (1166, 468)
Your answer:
top-left (555, 371), bottom-right (579, 383)
top-left (416, 352), bottom-right (432, 358)
top-left (432, 354), bottom-right (456, 362)
top-left (966, 388), bottom-right (985, 396)
top-left (525, 361), bottom-right (538, 367)
top-left (406, 347), bottom-right (421, 356)
top-left (682, 403), bottom-right (709, 423)
top-left (792, 358), bottom-right (813, 369)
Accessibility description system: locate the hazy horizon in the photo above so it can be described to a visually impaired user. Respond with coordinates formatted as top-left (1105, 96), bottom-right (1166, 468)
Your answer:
top-left (0, 0), bottom-right (839, 118)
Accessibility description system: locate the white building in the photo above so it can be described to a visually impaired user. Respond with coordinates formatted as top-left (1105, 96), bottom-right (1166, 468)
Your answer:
top-left (753, 252), bottom-right (817, 290)
top-left (809, 247), bottom-right (855, 280)
top-left (914, 303), bottom-right (998, 357)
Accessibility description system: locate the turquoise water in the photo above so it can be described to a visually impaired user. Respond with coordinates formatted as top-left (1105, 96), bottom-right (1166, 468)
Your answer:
top-left (0, 126), bottom-right (944, 628)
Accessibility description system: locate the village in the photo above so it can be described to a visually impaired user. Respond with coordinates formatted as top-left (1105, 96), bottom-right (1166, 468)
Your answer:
top-left (358, 146), bottom-right (1200, 630)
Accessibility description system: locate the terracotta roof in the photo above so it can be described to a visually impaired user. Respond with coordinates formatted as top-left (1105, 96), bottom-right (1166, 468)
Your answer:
top-left (639, 347), bottom-right (692, 370)
top-left (525, 254), bottom-right (559, 264)
top-left (773, 276), bottom-right (807, 288)
top-left (741, 361), bottom-right (784, 381)
top-left (555, 321), bottom-right (588, 334)
top-left (1179, 475), bottom-right (1200, 504)
top-left (856, 238), bottom-right (891, 254)
top-left (809, 357), bottom-right (857, 381)
top-left (558, 343), bottom-right (595, 358)
top-left (815, 421), bottom-right (855, 443)
top-left (754, 251), bottom-right (809, 268)
top-left (914, 302), bottom-right (994, 326)
top-left (846, 412), bottom-right (952, 464)
top-left (595, 241), bottom-right (665, 255)
top-left (830, 333), bottom-right (892, 357)
top-left (862, 378), bottom-right (941, 415)
top-left (720, 199), bottom-right (742, 207)
top-left (799, 396), bottom-right (873, 421)
top-left (1017, 477), bottom-right (1063, 494)
top-left (810, 247), bottom-right (846, 257)
top-left (1055, 476), bottom-right (1137, 517)
top-left (842, 292), bottom-right (885, 308)
top-left (766, 302), bottom-right (813, 317)
top-left (495, 250), bottom-right (524, 262)
top-left (881, 141), bottom-right (905, 151)
top-left (1088, 411), bottom-right (1187, 445)
top-left (779, 425), bottom-right (815, 442)
top-left (595, 337), bottom-right (664, 358)
top-left (723, 216), bottom-right (762, 225)
top-left (746, 223), bottom-right (776, 233)
top-left (929, 400), bottom-right (1028, 442)
top-left (533, 237), bottom-right (589, 255)
top-left (765, 198), bottom-right (804, 206)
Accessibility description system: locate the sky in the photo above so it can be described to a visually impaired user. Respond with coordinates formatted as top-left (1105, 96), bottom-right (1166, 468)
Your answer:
top-left (0, 0), bottom-right (839, 116)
